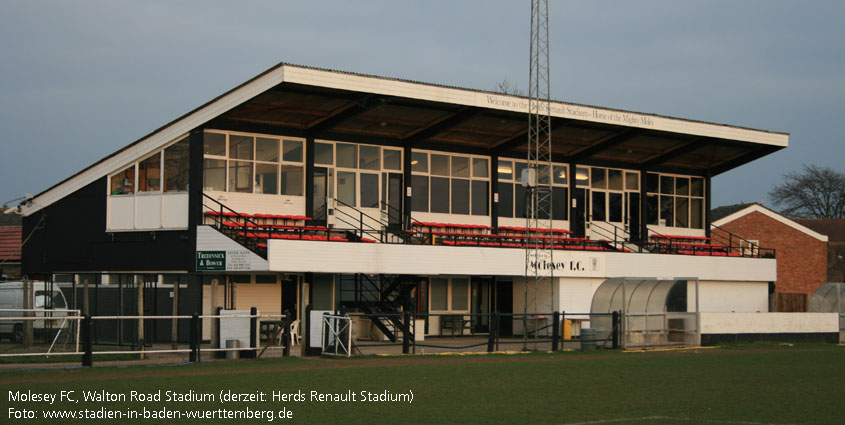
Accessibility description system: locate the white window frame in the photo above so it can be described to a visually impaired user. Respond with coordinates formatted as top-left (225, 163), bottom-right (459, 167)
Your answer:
top-left (411, 149), bottom-right (490, 216)
top-left (428, 277), bottom-right (471, 313)
top-left (315, 140), bottom-right (404, 210)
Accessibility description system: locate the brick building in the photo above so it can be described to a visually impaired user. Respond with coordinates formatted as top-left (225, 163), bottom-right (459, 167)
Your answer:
top-left (712, 203), bottom-right (828, 311)
top-left (0, 209), bottom-right (23, 280)
top-left (792, 218), bottom-right (845, 283)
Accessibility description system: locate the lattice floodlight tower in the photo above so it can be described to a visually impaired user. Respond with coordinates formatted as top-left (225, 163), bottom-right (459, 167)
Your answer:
top-left (523, 0), bottom-right (554, 350)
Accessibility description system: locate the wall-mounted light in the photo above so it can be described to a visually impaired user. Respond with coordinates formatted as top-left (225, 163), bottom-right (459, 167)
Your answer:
top-left (410, 160), bottom-right (419, 165)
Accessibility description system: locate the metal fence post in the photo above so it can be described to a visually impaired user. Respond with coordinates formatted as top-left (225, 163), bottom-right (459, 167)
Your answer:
top-left (402, 311), bottom-right (411, 354)
top-left (243, 307), bottom-right (258, 359)
top-left (81, 314), bottom-right (93, 367)
top-left (189, 312), bottom-right (199, 363)
top-left (551, 311), bottom-right (560, 351)
top-left (487, 313), bottom-right (496, 352)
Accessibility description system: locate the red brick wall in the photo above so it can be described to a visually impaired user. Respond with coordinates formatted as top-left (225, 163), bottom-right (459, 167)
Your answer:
top-left (717, 211), bottom-right (827, 295)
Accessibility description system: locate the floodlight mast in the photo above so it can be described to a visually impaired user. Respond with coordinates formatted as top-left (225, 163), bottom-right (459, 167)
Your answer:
top-left (523, 0), bottom-right (554, 351)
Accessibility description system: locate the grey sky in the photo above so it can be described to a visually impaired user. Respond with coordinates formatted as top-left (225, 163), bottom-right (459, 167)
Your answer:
top-left (2, 1), bottom-right (843, 209)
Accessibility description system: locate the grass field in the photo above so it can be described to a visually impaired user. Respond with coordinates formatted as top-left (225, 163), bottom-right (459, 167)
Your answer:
top-left (1, 343), bottom-right (842, 424)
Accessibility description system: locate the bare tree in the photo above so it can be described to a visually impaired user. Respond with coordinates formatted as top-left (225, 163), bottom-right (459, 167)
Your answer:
top-left (769, 164), bottom-right (845, 218)
top-left (495, 78), bottom-right (524, 96)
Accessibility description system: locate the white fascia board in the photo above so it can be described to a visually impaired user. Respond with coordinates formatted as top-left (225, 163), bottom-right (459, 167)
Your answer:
top-left (283, 65), bottom-right (789, 147)
top-left (22, 66), bottom-right (288, 216)
top-left (712, 204), bottom-right (828, 242)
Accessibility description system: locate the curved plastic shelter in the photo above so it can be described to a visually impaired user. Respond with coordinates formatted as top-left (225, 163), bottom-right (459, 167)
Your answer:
top-left (808, 283), bottom-right (844, 313)
top-left (589, 278), bottom-right (695, 347)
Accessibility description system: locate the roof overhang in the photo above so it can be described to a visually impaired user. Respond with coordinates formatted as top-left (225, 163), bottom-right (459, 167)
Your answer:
top-left (22, 62), bottom-right (788, 216)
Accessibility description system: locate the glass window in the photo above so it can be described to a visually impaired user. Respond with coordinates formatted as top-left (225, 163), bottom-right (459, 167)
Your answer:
top-left (515, 184), bottom-right (526, 218)
top-left (203, 132), bottom-right (226, 156)
top-left (552, 186), bottom-right (568, 220)
top-left (498, 161), bottom-right (514, 181)
top-left (430, 177), bottom-right (450, 213)
top-left (608, 169), bottom-right (623, 191)
top-left (430, 278), bottom-right (448, 311)
top-left (646, 195), bottom-right (659, 225)
top-left (430, 154), bottom-right (450, 176)
top-left (282, 139), bottom-right (302, 163)
top-left (576, 167), bottom-right (589, 187)
top-left (690, 198), bottom-right (703, 229)
top-left (515, 162), bottom-right (529, 185)
top-left (229, 161), bottom-right (253, 193)
top-left (336, 143), bottom-right (357, 168)
top-left (229, 135), bottom-right (254, 160)
top-left (591, 168), bottom-right (606, 189)
top-left (553, 165), bottom-right (567, 185)
top-left (360, 173), bottom-right (379, 208)
top-left (451, 156), bottom-right (470, 178)
top-left (138, 153), bottom-right (161, 192)
top-left (111, 166), bottom-right (135, 195)
top-left (691, 178), bottom-right (704, 197)
top-left (312, 274), bottom-right (333, 310)
top-left (675, 197), bottom-right (689, 228)
top-left (412, 152), bottom-right (428, 173)
top-left (281, 166), bottom-right (303, 196)
top-left (203, 159), bottom-right (226, 192)
top-left (498, 182), bottom-right (514, 218)
top-left (675, 177), bottom-right (690, 196)
top-left (315, 142), bottom-right (333, 165)
top-left (412, 175), bottom-right (429, 212)
top-left (592, 191), bottom-right (606, 221)
top-left (230, 274), bottom-right (251, 284)
top-left (660, 176), bottom-right (674, 195)
top-left (626, 172), bottom-right (639, 191)
top-left (451, 179), bottom-right (470, 215)
top-left (660, 195), bottom-right (674, 225)
top-left (383, 149), bottom-right (402, 170)
top-left (359, 145), bottom-right (380, 170)
top-left (646, 173), bottom-right (659, 193)
top-left (471, 180), bottom-right (488, 216)
top-left (164, 138), bottom-right (189, 192)
top-left (255, 163), bottom-right (278, 195)
top-left (472, 158), bottom-right (489, 178)
top-left (337, 171), bottom-right (356, 206)
top-left (538, 164), bottom-right (551, 185)
top-left (256, 137), bottom-right (279, 162)
top-left (609, 193), bottom-right (623, 222)
top-left (451, 278), bottom-right (469, 310)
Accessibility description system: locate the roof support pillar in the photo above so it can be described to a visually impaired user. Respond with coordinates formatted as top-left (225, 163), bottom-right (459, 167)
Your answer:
top-left (187, 129), bottom-right (204, 271)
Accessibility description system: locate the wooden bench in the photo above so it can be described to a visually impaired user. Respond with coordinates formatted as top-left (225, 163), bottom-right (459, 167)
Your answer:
top-left (439, 314), bottom-right (471, 336)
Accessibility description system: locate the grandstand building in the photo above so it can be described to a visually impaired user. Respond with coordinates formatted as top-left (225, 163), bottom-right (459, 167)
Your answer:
top-left (20, 63), bottom-right (787, 344)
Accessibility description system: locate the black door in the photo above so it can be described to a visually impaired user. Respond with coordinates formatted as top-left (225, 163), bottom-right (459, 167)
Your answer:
top-left (312, 167), bottom-right (329, 226)
top-left (282, 278), bottom-right (298, 319)
top-left (387, 173), bottom-right (403, 230)
top-left (628, 192), bottom-right (641, 243)
top-left (495, 280), bottom-right (513, 337)
top-left (572, 188), bottom-right (588, 238)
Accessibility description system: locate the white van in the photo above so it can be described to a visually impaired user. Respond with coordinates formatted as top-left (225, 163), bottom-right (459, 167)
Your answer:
top-left (0, 281), bottom-right (71, 343)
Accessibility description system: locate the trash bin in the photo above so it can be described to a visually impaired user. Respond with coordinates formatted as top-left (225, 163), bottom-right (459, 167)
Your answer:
top-left (226, 339), bottom-right (241, 359)
top-left (580, 328), bottom-right (597, 350)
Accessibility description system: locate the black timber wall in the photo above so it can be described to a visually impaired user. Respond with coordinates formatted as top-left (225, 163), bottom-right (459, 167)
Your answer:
top-left (22, 177), bottom-right (194, 276)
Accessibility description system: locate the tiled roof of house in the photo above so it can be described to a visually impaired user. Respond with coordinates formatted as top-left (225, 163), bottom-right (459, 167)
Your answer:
top-left (792, 218), bottom-right (845, 243)
top-left (0, 226), bottom-right (22, 261)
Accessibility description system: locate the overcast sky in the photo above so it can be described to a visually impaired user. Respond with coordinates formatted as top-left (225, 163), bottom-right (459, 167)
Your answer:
top-left (1, 0), bottom-right (843, 209)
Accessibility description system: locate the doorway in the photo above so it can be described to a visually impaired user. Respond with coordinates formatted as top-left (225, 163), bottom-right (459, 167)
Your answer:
top-left (495, 280), bottom-right (513, 337)
top-left (572, 188), bottom-right (588, 238)
top-left (312, 167), bottom-right (329, 226)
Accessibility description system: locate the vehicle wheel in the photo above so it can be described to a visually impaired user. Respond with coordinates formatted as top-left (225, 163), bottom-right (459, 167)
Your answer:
top-left (12, 324), bottom-right (23, 344)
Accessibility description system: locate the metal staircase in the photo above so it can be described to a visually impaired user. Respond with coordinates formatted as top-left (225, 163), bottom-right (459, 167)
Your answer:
top-left (337, 274), bottom-right (416, 342)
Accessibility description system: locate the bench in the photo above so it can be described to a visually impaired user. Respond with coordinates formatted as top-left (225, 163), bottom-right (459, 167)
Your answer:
top-left (439, 314), bottom-right (471, 336)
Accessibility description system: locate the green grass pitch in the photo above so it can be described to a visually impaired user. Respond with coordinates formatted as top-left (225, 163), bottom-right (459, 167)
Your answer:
top-left (1, 343), bottom-right (842, 424)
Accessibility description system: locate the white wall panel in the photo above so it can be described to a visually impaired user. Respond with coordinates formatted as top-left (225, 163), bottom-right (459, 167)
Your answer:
top-left (135, 194), bottom-right (162, 229)
top-left (162, 193), bottom-right (189, 228)
top-left (700, 312), bottom-right (839, 334)
top-left (693, 281), bottom-right (769, 313)
top-left (204, 191), bottom-right (305, 216)
top-left (196, 226), bottom-right (269, 271)
top-left (108, 196), bottom-right (134, 230)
